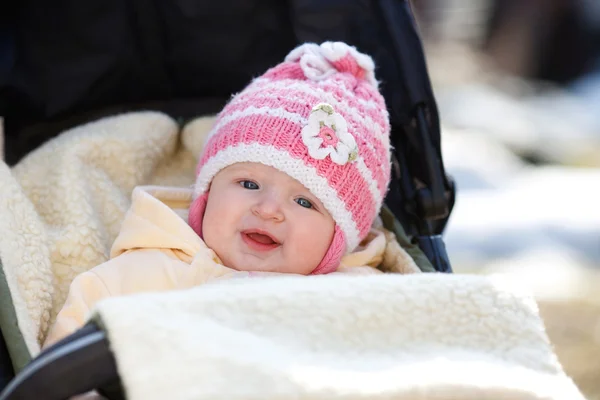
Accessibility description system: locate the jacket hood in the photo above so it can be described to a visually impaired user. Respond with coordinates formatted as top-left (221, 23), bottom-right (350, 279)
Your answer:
top-left (110, 186), bottom-right (210, 260)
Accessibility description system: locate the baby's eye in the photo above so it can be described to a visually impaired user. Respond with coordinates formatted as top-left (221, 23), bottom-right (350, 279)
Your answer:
top-left (295, 198), bottom-right (313, 209)
top-left (240, 180), bottom-right (259, 190)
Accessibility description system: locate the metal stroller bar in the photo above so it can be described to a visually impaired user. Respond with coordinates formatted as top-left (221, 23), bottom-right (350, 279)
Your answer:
top-left (412, 106), bottom-right (455, 273)
top-left (379, 0), bottom-right (455, 272)
top-left (0, 331), bottom-right (13, 392)
top-left (0, 324), bottom-right (120, 400)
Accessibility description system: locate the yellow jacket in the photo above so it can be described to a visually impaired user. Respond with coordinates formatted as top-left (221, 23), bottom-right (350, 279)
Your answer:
top-left (44, 186), bottom-right (386, 347)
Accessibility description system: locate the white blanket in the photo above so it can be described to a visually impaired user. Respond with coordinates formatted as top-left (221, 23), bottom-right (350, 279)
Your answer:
top-left (94, 273), bottom-right (584, 400)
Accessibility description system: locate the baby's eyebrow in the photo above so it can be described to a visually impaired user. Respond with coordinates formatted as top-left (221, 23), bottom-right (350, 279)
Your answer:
top-left (225, 165), bottom-right (255, 176)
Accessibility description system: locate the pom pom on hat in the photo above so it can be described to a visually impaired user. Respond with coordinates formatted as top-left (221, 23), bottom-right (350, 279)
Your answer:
top-left (285, 42), bottom-right (378, 88)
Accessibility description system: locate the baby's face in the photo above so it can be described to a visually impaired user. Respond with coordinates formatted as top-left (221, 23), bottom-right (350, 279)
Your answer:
top-left (202, 162), bottom-right (335, 274)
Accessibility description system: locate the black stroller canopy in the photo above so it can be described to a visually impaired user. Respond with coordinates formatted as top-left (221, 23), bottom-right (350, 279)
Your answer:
top-left (0, 1), bottom-right (455, 398)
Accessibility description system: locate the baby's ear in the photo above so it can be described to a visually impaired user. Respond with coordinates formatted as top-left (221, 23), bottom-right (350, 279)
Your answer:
top-left (188, 192), bottom-right (209, 238)
top-left (181, 115), bottom-right (218, 159)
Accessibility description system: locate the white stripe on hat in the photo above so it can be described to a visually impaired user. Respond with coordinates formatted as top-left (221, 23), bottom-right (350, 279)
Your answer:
top-left (355, 157), bottom-right (385, 213)
top-left (251, 77), bottom-right (386, 118)
top-left (207, 105), bottom-right (307, 142)
top-left (241, 79), bottom-right (387, 131)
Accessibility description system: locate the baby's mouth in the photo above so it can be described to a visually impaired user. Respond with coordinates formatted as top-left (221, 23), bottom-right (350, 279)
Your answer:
top-left (241, 230), bottom-right (281, 252)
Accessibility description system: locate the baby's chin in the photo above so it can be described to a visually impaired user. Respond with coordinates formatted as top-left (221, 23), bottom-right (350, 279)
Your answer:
top-left (225, 257), bottom-right (315, 276)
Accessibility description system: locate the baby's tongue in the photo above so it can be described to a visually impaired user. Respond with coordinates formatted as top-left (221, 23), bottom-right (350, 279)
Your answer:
top-left (248, 233), bottom-right (275, 244)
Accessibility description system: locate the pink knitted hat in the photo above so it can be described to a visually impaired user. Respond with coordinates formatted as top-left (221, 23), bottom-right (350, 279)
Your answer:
top-left (189, 41), bottom-right (391, 274)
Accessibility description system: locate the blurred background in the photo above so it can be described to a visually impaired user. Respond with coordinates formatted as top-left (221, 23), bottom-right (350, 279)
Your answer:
top-left (411, 0), bottom-right (600, 398)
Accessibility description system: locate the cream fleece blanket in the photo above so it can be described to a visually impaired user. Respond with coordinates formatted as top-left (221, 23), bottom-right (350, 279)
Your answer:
top-left (0, 111), bottom-right (418, 361)
top-left (94, 273), bottom-right (584, 400)
top-left (0, 112), bottom-right (217, 358)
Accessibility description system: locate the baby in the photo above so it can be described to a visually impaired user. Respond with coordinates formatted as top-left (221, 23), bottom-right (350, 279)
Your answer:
top-left (44, 41), bottom-right (393, 346)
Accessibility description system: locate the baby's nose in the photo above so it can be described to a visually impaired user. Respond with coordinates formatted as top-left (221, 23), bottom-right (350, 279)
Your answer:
top-left (252, 195), bottom-right (284, 221)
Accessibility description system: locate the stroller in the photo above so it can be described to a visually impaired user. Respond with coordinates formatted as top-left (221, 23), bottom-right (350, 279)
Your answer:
top-left (0, 0), bottom-right (464, 398)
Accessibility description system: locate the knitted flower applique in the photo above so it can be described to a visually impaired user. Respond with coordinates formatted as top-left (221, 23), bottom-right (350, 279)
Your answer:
top-left (301, 103), bottom-right (359, 165)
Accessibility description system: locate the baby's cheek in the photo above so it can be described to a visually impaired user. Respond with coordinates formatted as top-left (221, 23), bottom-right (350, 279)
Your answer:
top-left (293, 217), bottom-right (333, 261)
top-left (202, 212), bottom-right (228, 254)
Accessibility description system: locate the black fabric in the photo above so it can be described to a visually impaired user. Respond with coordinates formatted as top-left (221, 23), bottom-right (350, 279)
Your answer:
top-left (0, 1), bottom-right (434, 164)
top-left (1, 0), bottom-right (298, 164)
